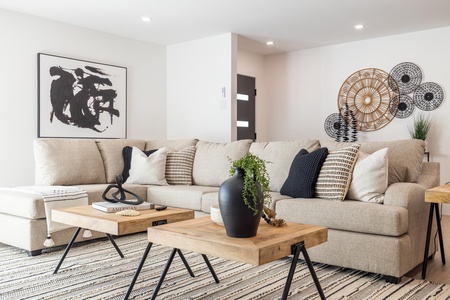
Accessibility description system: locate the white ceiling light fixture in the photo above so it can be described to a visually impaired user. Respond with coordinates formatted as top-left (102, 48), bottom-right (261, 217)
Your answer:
top-left (142, 16), bottom-right (152, 22)
top-left (355, 24), bottom-right (365, 30)
top-left (266, 41), bottom-right (274, 46)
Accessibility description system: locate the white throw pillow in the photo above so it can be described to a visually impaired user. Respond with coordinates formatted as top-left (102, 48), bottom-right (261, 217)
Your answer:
top-left (346, 148), bottom-right (389, 203)
top-left (125, 147), bottom-right (170, 185)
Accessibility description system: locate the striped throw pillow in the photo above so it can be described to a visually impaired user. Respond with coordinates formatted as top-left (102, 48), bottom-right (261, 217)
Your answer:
top-left (166, 146), bottom-right (196, 185)
top-left (315, 143), bottom-right (360, 201)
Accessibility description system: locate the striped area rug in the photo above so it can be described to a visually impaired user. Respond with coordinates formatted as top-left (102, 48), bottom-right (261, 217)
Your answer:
top-left (1, 233), bottom-right (449, 300)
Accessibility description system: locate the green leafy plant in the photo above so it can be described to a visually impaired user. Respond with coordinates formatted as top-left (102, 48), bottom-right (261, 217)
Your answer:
top-left (229, 153), bottom-right (272, 216)
top-left (408, 113), bottom-right (433, 141)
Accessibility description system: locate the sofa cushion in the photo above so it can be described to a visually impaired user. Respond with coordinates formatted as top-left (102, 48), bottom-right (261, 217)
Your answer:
top-left (96, 139), bottom-right (146, 183)
top-left (347, 148), bottom-right (389, 203)
top-left (34, 138), bottom-right (106, 185)
top-left (121, 146), bottom-right (157, 182)
top-left (280, 147), bottom-right (328, 198)
top-left (166, 146), bottom-right (196, 185)
top-left (275, 198), bottom-right (408, 237)
top-left (315, 144), bottom-right (360, 201)
top-left (320, 139), bottom-right (425, 185)
top-left (147, 185), bottom-right (219, 211)
top-left (145, 139), bottom-right (199, 151)
top-left (125, 147), bottom-right (170, 185)
top-left (249, 139), bottom-right (321, 192)
top-left (192, 140), bottom-right (253, 187)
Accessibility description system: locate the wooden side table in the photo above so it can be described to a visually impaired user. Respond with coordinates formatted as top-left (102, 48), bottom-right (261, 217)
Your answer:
top-left (422, 184), bottom-right (448, 279)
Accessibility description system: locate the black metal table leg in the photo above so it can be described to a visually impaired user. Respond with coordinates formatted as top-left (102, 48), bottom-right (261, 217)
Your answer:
top-left (177, 249), bottom-right (195, 277)
top-left (300, 244), bottom-right (326, 300)
top-left (282, 242), bottom-right (325, 300)
top-left (53, 227), bottom-right (82, 274)
top-left (422, 203), bottom-right (435, 279)
top-left (151, 248), bottom-right (178, 300)
top-left (106, 233), bottom-right (124, 258)
top-left (124, 242), bottom-right (153, 300)
top-left (202, 254), bottom-right (220, 283)
top-left (434, 203), bottom-right (446, 265)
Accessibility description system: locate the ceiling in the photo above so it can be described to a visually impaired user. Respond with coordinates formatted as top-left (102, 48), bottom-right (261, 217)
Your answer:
top-left (1, 0), bottom-right (450, 55)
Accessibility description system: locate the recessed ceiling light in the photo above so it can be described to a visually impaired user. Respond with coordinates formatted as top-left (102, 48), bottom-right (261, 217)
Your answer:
top-left (355, 24), bottom-right (364, 29)
top-left (142, 16), bottom-right (152, 22)
top-left (266, 41), bottom-right (274, 46)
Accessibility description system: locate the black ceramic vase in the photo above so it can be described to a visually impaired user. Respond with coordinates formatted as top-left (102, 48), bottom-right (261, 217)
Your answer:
top-left (218, 167), bottom-right (263, 238)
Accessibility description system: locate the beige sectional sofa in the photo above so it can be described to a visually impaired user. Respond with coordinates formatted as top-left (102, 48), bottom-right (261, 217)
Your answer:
top-left (0, 137), bottom-right (439, 283)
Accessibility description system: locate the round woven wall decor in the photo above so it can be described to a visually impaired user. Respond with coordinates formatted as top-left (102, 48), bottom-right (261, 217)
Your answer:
top-left (413, 82), bottom-right (444, 111)
top-left (338, 68), bottom-right (399, 131)
top-left (390, 94), bottom-right (414, 119)
top-left (324, 113), bottom-right (345, 139)
top-left (389, 62), bottom-right (422, 94)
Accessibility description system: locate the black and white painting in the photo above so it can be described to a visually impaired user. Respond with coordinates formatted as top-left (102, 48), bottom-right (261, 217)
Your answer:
top-left (38, 53), bottom-right (127, 138)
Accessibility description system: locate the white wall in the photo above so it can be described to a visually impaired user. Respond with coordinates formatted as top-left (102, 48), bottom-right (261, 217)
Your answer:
top-left (262, 26), bottom-right (450, 212)
top-left (0, 9), bottom-right (167, 186)
top-left (167, 33), bottom-right (236, 142)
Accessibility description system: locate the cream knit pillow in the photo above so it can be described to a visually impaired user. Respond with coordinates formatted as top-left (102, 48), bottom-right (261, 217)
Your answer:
top-left (346, 148), bottom-right (389, 203)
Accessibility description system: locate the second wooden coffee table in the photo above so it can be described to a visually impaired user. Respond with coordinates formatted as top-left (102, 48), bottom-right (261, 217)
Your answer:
top-left (51, 205), bottom-right (194, 274)
top-left (125, 217), bottom-right (327, 300)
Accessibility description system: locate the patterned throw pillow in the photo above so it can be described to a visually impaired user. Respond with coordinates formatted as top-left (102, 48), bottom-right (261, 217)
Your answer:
top-left (315, 143), bottom-right (360, 201)
top-left (166, 146), bottom-right (196, 185)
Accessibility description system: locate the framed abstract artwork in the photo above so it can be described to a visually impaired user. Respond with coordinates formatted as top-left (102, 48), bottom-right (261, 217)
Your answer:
top-left (38, 53), bottom-right (127, 138)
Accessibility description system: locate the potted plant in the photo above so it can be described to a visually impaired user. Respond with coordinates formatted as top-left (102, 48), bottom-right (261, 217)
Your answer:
top-left (408, 113), bottom-right (433, 141)
top-left (229, 152), bottom-right (272, 215)
top-left (218, 153), bottom-right (284, 238)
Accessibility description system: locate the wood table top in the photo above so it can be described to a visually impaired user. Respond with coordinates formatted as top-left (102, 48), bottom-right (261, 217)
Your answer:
top-left (52, 205), bottom-right (194, 236)
top-left (147, 217), bottom-right (328, 266)
top-left (425, 184), bottom-right (450, 204)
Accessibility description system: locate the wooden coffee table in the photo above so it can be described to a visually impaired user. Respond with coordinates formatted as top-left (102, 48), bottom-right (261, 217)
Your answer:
top-left (51, 205), bottom-right (194, 274)
top-left (125, 217), bottom-right (327, 300)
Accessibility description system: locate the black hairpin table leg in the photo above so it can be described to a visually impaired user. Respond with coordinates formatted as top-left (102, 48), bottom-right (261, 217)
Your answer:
top-left (53, 227), bottom-right (82, 274)
top-left (106, 233), bottom-right (124, 258)
top-left (282, 242), bottom-right (325, 300)
top-left (151, 248), bottom-right (178, 300)
top-left (202, 254), bottom-right (219, 283)
top-left (124, 242), bottom-right (153, 300)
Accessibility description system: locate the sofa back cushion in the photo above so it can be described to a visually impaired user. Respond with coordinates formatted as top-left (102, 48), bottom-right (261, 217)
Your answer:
top-left (145, 139), bottom-right (199, 151)
top-left (96, 139), bottom-right (146, 183)
top-left (320, 139), bottom-right (425, 185)
top-left (249, 139), bottom-right (321, 192)
top-left (34, 138), bottom-right (106, 185)
top-left (193, 140), bottom-right (253, 187)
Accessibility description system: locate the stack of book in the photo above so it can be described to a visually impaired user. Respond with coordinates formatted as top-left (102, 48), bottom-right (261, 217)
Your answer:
top-left (92, 201), bottom-right (155, 212)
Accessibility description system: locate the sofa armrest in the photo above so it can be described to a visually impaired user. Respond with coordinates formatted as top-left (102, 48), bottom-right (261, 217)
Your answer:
top-left (384, 182), bottom-right (434, 270)
top-left (384, 182), bottom-right (425, 209)
top-left (416, 162), bottom-right (440, 189)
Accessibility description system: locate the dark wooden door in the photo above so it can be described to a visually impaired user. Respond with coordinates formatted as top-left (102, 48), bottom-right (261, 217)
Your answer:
top-left (237, 74), bottom-right (256, 141)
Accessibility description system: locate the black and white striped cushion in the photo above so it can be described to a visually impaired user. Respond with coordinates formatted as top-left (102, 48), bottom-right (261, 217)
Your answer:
top-left (315, 143), bottom-right (360, 201)
top-left (166, 146), bottom-right (196, 185)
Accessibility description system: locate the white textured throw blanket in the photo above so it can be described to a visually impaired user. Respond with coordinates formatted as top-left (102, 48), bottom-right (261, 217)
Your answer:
top-left (15, 186), bottom-right (88, 247)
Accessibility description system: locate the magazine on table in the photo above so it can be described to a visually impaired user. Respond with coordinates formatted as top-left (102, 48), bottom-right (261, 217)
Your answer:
top-left (92, 201), bottom-right (155, 212)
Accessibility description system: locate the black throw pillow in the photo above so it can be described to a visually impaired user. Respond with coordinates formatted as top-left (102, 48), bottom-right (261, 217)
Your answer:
top-left (121, 146), bottom-right (157, 182)
top-left (280, 147), bottom-right (328, 198)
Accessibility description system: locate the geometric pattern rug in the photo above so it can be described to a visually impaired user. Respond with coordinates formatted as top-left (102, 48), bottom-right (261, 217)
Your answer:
top-left (1, 233), bottom-right (450, 300)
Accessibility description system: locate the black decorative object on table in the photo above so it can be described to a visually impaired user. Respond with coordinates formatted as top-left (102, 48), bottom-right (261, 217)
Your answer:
top-left (413, 82), bottom-right (444, 111)
top-left (101, 175), bottom-right (144, 205)
top-left (219, 167), bottom-right (264, 238)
